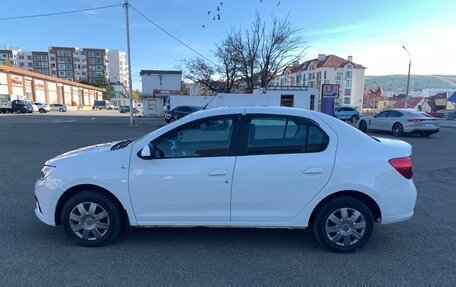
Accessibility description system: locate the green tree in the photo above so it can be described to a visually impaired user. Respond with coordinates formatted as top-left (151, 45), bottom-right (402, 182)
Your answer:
top-left (94, 74), bottom-right (113, 100)
top-left (1, 59), bottom-right (14, 67)
top-left (133, 89), bottom-right (141, 102)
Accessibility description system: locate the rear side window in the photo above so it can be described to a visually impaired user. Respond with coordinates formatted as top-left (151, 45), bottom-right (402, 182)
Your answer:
top-left (246, 116), bottom-right (329, 155)
top-left (388, 111), bottom-right (403, 117)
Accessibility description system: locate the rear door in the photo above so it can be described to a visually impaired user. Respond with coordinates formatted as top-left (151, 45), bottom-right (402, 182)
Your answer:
top-left (230, 113), bottom-right (337, 222)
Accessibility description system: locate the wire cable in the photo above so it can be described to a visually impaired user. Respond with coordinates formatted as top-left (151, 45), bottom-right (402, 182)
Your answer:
top-left (128, 4), bottom-right (218, 66)
top-left (0, 4), bottom-right (123, 21)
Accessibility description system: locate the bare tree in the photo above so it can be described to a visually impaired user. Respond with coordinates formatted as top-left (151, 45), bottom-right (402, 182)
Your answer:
top-left (214, 37), bottom-right (241, 93)
top-left (184, 58), bottom-right (221, 93)
top-left (228, 13), bottom-right (263, 91)
top-left (258, 15), bottom-right (307, 88)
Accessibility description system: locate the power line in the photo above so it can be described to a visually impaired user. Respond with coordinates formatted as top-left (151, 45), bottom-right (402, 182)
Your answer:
top-left (128, 4), bottom-right (218, 66)
top-left (0, 4), bottom-right (123, 21)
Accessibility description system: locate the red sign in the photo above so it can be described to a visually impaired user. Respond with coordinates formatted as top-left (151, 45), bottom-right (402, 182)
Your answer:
top-left (11, 75), bottom-right (23, 86)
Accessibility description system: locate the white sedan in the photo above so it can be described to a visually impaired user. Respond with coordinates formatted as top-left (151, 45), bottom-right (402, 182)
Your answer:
top-left (357, 109), bottom-right (439, 137)
top-left (35, 107), bottom-right (416, 252)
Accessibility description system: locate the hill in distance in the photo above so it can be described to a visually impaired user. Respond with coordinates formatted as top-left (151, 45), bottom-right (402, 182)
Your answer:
top-left (364, 75), bottom-right (456, 91)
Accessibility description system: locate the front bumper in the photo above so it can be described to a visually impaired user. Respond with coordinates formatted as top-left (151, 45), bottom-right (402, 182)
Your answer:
top-left (34, 178), bottom-right (63, 226)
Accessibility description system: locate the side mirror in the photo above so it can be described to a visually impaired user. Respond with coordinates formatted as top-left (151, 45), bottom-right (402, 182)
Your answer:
top-left (138, 144), bottom-right (156, 160)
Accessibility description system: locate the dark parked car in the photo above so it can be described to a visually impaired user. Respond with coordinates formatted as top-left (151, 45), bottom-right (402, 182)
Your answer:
top-left (0, 100), bottom-right (33, 113)
top-left (119, 106), bottom-right (139, 113)
top-left (165, 106), bottom-right (202, 123)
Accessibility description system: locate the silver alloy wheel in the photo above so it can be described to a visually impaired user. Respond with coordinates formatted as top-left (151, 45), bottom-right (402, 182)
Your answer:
top-left (325, 207), bottom-right (366, 247)
top-left (392, 124), bottom-right (402, 136)
top-left (69, 202), bottom-right (110, 241)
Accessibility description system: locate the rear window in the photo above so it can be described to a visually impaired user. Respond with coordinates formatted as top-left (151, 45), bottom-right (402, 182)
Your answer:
top-left (247, 116), bottom-right (329, 155)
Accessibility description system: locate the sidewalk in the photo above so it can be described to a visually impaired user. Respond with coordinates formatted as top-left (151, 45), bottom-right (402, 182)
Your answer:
top-left (438, 119), bottom-right (456, 128)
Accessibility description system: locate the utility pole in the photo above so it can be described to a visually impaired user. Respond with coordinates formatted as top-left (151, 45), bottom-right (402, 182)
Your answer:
top-left (402, 46), bottom-right (411, 109)
top-left (124, 0), bottom-right (134, 125)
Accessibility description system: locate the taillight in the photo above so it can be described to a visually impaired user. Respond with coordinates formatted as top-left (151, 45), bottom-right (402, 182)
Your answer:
top-left (407, 119), bottom-right (422, 122)
top-left (389, 156), bottom-right (413, 179)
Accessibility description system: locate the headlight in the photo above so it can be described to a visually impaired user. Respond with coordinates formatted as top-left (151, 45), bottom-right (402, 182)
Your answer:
top-left (39, 165), bottom-right (55, 180)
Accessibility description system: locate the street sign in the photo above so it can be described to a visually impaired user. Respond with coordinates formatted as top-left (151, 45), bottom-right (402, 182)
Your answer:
top-left (322, 84), bottom-right (339, 98)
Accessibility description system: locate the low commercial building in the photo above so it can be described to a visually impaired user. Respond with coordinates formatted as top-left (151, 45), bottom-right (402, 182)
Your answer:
top-left (0, 64), bottom-right (104, 109)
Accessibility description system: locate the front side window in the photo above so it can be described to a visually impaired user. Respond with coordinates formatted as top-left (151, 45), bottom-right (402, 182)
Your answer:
top-left (376, 111), bottom-right (390, 118)
top-left (153, 116), bottom-right (235, 158)
top-left (247, 116), bottom-right (328, 155)
top-left (388, 111), bottom-right (403, 117)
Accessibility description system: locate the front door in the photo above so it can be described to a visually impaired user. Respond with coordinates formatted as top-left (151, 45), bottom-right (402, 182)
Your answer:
top-left (231, 115), bottom-right (337, 222)
top-left (129, 116), bottom-right (238, 223)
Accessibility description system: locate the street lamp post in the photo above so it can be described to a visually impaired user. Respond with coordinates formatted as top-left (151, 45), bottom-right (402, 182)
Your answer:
top-left (402, 46), bottom-right (411, 109)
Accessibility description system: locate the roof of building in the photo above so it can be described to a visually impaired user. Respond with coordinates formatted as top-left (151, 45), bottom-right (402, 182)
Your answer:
top-left (0, 64), bottom-right (105, 92)
top-left (140, 70), bottom-right (182, 76)
top-left (282, 54), bottom-right (366, 76)
top-left (394, 97), bottom-right (424, 109)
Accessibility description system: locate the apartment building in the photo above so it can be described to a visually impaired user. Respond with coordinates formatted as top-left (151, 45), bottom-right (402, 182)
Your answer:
top-left (272, 54), bottom-right (366, 109)
top-left (0, 46), bottom-right (19, 66)
top-left (12, 45), bottom-right (128, 88)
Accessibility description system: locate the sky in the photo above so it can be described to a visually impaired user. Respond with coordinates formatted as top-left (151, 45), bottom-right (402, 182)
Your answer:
top-left (1, 0), bottom-right (455, 90)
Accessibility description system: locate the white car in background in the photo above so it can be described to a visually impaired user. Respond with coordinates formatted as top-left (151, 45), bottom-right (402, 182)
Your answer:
top-left (24, 100), bottom-right (39, 112)
top-left (357, 109), bottom-right (439, 137)
top-left (34, 102), bottom-right (50, 113)
top-left (35, 107), bottom-right (417, 252)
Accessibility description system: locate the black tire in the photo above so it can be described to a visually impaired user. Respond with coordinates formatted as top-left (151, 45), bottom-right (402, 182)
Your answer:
top-left (351, 115), bottom-right (359, 124)
top-left (15, 109), bottom-right (22, 114)
top-left (59, 108), bottom-right (64, 112)
top-left (39, 108), bottom-right (46, 113)
top-left (61, 190), bottom-right (123, 247)
top-left (359, 120), bottom-right (367, 132)
top-left (392, 123), bottom-right (403, 137)
top-left (312, 197), bottom-right (374, 253)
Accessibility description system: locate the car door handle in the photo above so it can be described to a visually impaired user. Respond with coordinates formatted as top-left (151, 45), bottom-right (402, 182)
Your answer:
top-left (208, 169), bottom-right (227, 176)
top-left (304, 168), bottom-right (323, 175)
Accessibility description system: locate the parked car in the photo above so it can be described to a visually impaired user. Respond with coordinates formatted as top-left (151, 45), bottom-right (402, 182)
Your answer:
top-left (34, 102), bottom-right (50, 113)
top-left (334, 106), bottom-right (359, 123)
top-left (49, 104), bottom-right (67, 112)
top-left (164, 106), bottom-right (202, 123)
top-left (119, 106), bottom-right (139, 113)
top-left (0, 99), bottom-right (33, 113)
top-left (24, 100), bottom-right (39, 112)
top-left (35, 107), bottom-right (416, 252)
top-left (357, 108), bottom-right (439, 137)
top-left (93, 100), bottom-right (109, 110)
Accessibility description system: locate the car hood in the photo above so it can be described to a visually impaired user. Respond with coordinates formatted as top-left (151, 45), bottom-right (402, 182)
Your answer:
top-left (45, 140), bottom-right (123, 165)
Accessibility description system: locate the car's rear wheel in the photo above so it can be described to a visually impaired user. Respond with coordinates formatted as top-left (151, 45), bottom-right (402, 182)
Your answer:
top-left (351, 115), bottom-right (359, 124)
top-left (39, 108), bottom-right (46, 113)
top-left (59, 108), bottom-right (64, 112)
top-left (392, 123), bottom-right (403, 137)
top-left (61, 191), bottom-right (123, 247)
top-left (359, 120), bottom-right (367, 132)
top-left (312, 197), bottom-right (374, 253)
top-left (15, 109), bottom-right (22, 114)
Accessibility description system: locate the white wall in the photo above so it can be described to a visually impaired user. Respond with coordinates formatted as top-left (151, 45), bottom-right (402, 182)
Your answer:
top-left (141, 73), bottom-right (181, 95)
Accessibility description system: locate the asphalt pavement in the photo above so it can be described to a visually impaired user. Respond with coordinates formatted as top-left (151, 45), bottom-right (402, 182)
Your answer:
top-left (0, 113), bottom-right (455, 286)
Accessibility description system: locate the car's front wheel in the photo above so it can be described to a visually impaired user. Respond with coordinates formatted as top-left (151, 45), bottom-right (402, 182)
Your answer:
top-left (312, 197), bottom-right (374, 253)
top-left (59, 108), bottom-right (64, 112)
top-left (351, 115), bottom-right (359, 123)
top-left (61, 191), bottom-right (123, 247)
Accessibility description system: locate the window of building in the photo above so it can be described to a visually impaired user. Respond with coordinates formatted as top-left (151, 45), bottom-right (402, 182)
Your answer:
top-left (33, 55), bottom-right (40, 61)
top-left (57, 50), bottom-right (65, 56)
top-left (18, 55), bottom-right (24, 59)
top-left (345, 80), bottom-right (352, 87)
top-left (345, 89), bottom-right (351, 96)
top-left (345, 71), bottom-right (352, 78)
top-left (347, 64), bottom-right (353, 69)
top-left (96, 65), bottom-right (103, 71)
top-left (19, 62), bottom-right (25, 67)
top-left (34, 62), bottom-right (41, 68)
top-left (41, 62), bottom-right (48, 68)
top-left (323, 71), bottom-right (327, 80)
top-left (280, 95), bottom-right (294, 107)
top-left (64, 50), bottom-right (72, 56)
top-left (317, 71), bottom-right (321, 80)
top-left (153, 116), bottom-right (235, 158)
top-left (95, 52), bottom-right (102, 57)
top-left (27, 55), bottom-right (32, 60)
top-left (27, 63), bottom-right (33, 67)
top-left (87, 51), bottom-right (95, 57)
top-left (65, 57), bottom-right (72, 63)
top-left (59, 71), bottom-right (65, 76)
top-left (66, 64), bottom-right (73, 70)
top-left (58, 64), bottom-right (66, 70)
top-left (41, 55), bottom-right (48, 61)
top-left (246, 116), bottom-right (328, 155)
top-left (344, 97), bottom-right (351, 105)
top-left (57, 57), bottom-right (64, 62)
top-left (336, 72), bottom-right (343, 80)
top-left (50, 56), bottom-right (55, 61)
